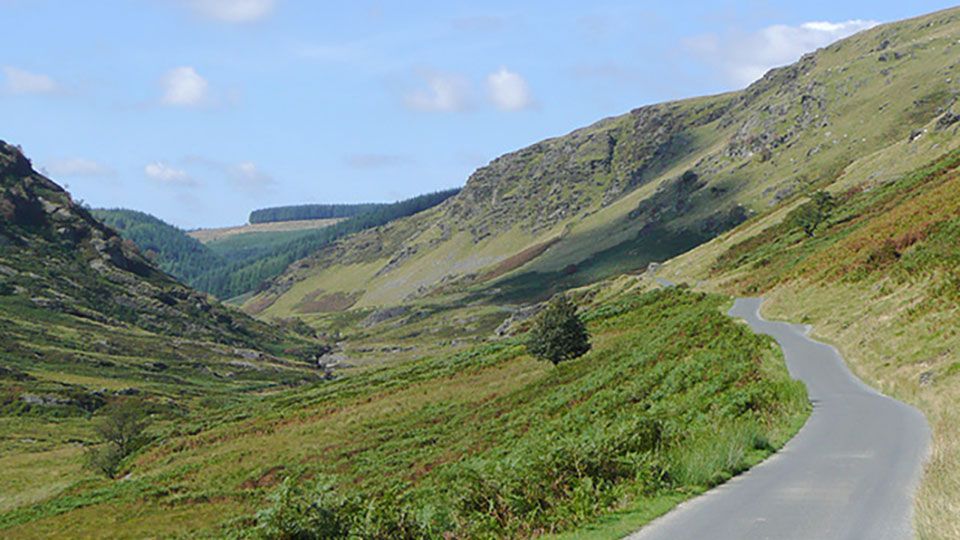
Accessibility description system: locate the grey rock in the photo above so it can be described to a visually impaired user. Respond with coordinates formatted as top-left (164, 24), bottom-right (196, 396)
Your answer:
top-left (494, 304), bottom-right (544, 337)
top-left (359, 306), bottom-right (410, 328)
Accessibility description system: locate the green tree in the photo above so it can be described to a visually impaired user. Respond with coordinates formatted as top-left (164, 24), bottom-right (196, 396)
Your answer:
top-left (789, 190), bottom-right (835, 237)
top-left (85, 399), bottom-right (149, 478)
top-left (525, 293), bottom-right (591, 366)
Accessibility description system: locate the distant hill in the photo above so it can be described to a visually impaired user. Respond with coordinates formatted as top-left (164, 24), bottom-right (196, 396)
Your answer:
top-left (245, 8), bottom-right (960, 314)
top-left (187, 218), bottom-right (343, 243)
top-left (194, 188), bottom-right (461, 300)
top-left (93, 208), bottom-right (223, 283)
top-left (90, 191), bottom-right (459, 301)
top-left (249, 202), bottom-right (388, 224)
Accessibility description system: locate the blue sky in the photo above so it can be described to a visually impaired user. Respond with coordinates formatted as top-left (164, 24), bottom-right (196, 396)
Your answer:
top-left (1, 0), bottom-right (956, 228)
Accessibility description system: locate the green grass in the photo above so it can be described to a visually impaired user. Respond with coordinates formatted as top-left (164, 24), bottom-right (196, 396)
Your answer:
top-left (0, 288), bottom-right (808, 538)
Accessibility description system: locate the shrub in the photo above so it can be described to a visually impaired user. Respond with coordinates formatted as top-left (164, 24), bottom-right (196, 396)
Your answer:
top-left (246, 477), bottom-right (432, 540)
top-left (525, 293), bottom-right (591, 365)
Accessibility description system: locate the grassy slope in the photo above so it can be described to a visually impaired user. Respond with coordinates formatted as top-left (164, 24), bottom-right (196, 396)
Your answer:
top-left (0, 288), bottom-right (807, 538)
top-left (248, 6), bottom-right (960, 315)
top-left (659, 132), bottom-right (960, 538)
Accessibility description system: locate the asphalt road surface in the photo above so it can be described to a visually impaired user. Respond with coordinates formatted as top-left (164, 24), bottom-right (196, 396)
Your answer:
top-left (626, 297), bottom-right (929, 540)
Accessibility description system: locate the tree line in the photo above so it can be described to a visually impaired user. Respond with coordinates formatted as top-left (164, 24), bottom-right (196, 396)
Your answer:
top-left (249, 203), bottom-right (388, 224)
top-left (92, 209), bottom-right (221, 283)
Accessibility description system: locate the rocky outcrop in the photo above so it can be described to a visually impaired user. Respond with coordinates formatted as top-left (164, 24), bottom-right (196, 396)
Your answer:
top-left (0, 141), bottom-right (287, 347)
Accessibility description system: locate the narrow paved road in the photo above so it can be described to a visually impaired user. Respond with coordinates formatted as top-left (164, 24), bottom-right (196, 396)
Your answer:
top-left (626, 298), bottom-right (929, 540)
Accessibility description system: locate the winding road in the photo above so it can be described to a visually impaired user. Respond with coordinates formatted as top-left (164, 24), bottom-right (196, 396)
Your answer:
top-left (626, 297), bottom-right (930, 540)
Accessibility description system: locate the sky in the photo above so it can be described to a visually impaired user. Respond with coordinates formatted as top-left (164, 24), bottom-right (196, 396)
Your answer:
top-left (1, 0), bottom-right (957, 228)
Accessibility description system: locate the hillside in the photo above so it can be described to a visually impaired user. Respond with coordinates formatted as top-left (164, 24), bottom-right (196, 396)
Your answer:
top-left (191, 188), bottom-right (460, 301)
top-left (0, 286), bottom-right (807, 537)
top-left (0, 139), bottom-right (324, 381)
top-left (0, 144), bottom-right (299, 346)
top-left (247, 7), bottom-right (960, 315)
top-left (93, 208), bottom-right (223, 284)
top-left (657, 145), bottom-right (960, 539)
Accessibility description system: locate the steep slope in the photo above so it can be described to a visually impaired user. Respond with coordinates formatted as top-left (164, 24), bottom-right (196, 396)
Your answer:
top-left (248, 6), bottom-right (960, 315)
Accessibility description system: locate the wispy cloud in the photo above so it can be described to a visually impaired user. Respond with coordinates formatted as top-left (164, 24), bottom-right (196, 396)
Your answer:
top-left (344, 153), bottom-right (413, 169)
top-left (404, 70), bottom-right (471, 112)
top-left (184, 155), bottom-right (274, 192)
top-left (160, 66), bottom-right (210, 107)
top-left (687, 19), bottom-right (878, 87)
top-left (2, 66), bottom-right (59, 95)
top-left (43, 158), bottom-right (115, 178)
top-left (145, 161), bottom-right (196, 187)
top-left (486, 67), bottom-right (534, 111)
top-left (229, 161), bottom-right (274, 190)
top-left (183, 0), bottom-right (276, 24)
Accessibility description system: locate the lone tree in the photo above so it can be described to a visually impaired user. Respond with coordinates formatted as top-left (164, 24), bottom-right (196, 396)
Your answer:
top-left (789, 190), bottom-right (835, 237)
top-left (86, 399), bottom-right (149, 478)
top-left (526, 293), bottom-right (591, 366)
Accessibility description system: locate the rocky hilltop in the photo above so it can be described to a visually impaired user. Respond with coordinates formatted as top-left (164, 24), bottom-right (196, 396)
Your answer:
top-left (0, 141), bottom-right (283, 346)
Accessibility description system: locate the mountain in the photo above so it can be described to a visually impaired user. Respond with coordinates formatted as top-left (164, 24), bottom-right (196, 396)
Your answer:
top-left (246, 6), bottom-right (960, 316)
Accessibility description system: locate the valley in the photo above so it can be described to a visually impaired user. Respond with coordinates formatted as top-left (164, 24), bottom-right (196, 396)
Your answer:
top-left (2, 4), bottom-right (960, 539)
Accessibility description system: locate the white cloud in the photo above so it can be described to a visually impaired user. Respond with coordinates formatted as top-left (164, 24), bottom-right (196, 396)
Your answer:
top-left (145, 162), bottom-right (196, 186)
top-left (2, 66), bottom-right (58, 95)
top-left (160, 66), bottom-right (209, 107)
top-left (687, 19), bottom-right (878, 87)
top-left (44, 158), bottom-right (114, 177)
top-left (404, 71), bottom-right (471, 112)
top-left (230, 161), bottom-right (273, 190)
top-left (486, 67), bottom-right (534, 111)
top-left (185, 0), bottom-right (276, 23)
